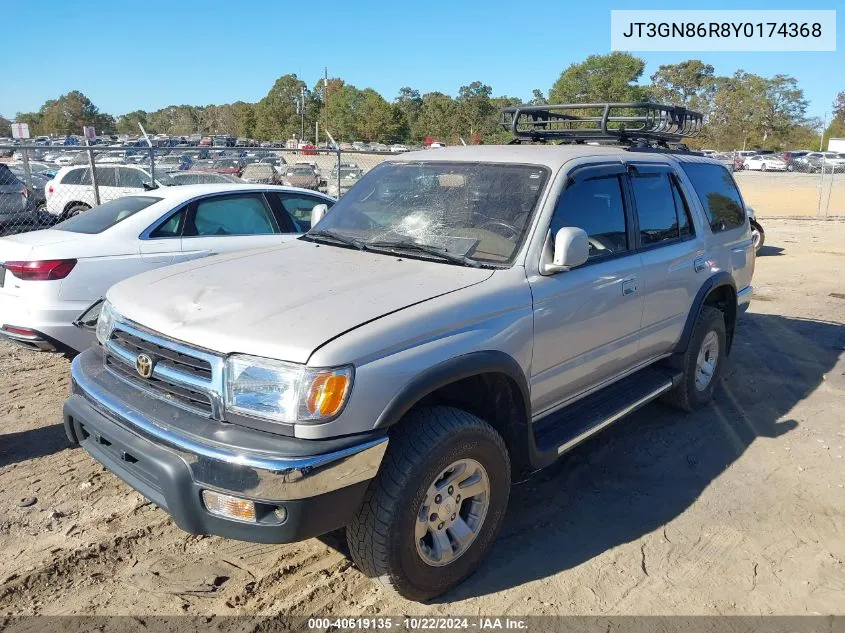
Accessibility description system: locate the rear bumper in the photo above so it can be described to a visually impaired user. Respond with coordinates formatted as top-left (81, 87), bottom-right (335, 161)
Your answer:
top-left (64, 349), bottom-right (388, 543)
top-left (0, 293), bottom-right (94, 352)
top-left (738, 285), bottom-right (753, 314)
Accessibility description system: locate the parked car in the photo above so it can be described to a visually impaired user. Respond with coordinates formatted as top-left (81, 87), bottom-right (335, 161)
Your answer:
top-left (0, 184), bottom-right (335, 352)
top-left (327, 164), bottom-right (364, 197)
top-left (240, 163), bottom-right (279, 184)
top-left (280, 164), bottom-right (320, 190)
top-left (156, 154), bottom-right (193, 172)
top-left (64, 139), bottom-right (754, 601)
top-left (781, 150), bottom-right (809, 171)
top-left (8, 166), bottom-right (49, 212)
top-left (796, 152), bottom-right (845, 172)
top-left (169, 171), bottom-right (243, 185)
top-left (389, 144), bottom-right (409, 153)
top-left (743, 154), bottom-right (787, 171)
top-left (202, 158), bottom-right (243, 176)
top-left (44, 165), bottom-right (176, 220)
top-left (0, 164), bottom-right (43, 231)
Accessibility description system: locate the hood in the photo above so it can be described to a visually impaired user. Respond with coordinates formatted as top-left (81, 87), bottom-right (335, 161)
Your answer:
top-left (108, 239), bottom-right (493, 363)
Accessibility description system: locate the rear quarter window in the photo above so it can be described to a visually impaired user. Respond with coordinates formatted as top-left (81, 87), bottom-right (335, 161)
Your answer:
top-left (679, 162), bottom-right (746, 233)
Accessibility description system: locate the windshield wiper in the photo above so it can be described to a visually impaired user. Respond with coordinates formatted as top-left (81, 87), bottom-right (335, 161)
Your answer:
top-left (367, 240), bottom-right (481, 268)
top-left (303, 229), bottom-right (368, 251)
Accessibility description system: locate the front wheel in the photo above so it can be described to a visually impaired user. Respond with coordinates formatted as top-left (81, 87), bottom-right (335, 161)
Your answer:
top-left (347, 406), bottom-right (510, 601)
top-left (761, 163), bottom-right (767, 171)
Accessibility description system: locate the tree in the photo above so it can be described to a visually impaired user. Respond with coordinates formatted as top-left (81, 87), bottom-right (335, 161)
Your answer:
top-left (0, 114), bottom-right (12, 136)
top-left (454, 81), bottom-right (495, 140)
top-left (649, 60), bottom-right (716, 111)
top-left (253, 74), bottom-right (308, 141)
top-left (394, 87), bottom-right (422, 141)
top-left (232, 101), bottom-right (257, 138)
top-left (549, 52), bottom-right (648, 103)
top-left (116, 110), bottom-right (148, 135)
top-left (356, 89), bottom-right (402, 142)
top-left (529, 89), bottom-right (547, 105)
top-left (23, 91), bottom-right (114, 136)
top-left (415, 92), bottom-right (457, 142)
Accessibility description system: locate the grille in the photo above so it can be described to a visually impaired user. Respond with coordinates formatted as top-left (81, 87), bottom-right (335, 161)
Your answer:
top-left (103, 322), bottom-right (221, 418)
top-left (111, 329), bottom-right (212, 380)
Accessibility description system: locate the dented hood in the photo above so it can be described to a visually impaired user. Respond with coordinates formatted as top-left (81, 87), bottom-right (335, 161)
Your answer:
top-left (108, 239), bottom-right (493, 363)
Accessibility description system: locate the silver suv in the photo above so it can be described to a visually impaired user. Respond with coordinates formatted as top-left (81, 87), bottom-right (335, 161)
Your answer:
top-left (64, 104), bottom-right (754, 601)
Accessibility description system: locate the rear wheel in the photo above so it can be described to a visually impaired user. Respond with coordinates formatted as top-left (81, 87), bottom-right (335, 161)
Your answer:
top-left (347, 406), bottom-right (510, 601)
top-left (63, 203), bottom-right (90, 220)
top-left (761, 163), bottom-right (768, 171)
top-left (663, 305), bottom-right (726, 412)
top-left (750, 220), bottom-right (765, 254)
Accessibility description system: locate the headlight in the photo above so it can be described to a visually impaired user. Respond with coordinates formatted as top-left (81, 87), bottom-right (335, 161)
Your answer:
top-left (225, 354), bottom-right (353, 424)
top-left (95, 299), bottom-right (117, 346)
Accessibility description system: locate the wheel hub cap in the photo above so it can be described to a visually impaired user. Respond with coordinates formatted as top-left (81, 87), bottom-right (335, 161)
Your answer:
top-left (415, 458), bottom-right (490, 567)
top-left (695, 330), bottom-right (719, 391)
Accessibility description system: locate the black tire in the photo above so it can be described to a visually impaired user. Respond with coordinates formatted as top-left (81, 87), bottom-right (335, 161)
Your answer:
top-left (662, 305), bottom-right (726, 412)
top-left (347, 406), bottom-right (510, 601)
top-left (63, 203), bottom-right (90, 220)
top-left (750, 220), bottom-right (765, 254)
top-left (761, 163), bottom-right (767, 172)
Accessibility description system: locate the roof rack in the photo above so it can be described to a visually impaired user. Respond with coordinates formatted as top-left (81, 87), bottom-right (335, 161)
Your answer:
top-left (501, 102), bottom-right (703, 146)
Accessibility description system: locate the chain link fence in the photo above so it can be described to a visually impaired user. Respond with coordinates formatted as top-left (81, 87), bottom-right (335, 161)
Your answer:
top-left (2, 143), bottom-right (843, 238)
top-left (0, 143), bottom-right (402, 237)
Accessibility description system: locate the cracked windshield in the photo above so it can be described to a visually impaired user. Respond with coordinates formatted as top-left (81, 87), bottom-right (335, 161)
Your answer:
top-left (310, 162), bottom-right (549, 265)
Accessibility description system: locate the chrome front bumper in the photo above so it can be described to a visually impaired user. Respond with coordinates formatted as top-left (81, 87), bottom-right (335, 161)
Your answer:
top-left (64, 348), bottom-right (387, 542)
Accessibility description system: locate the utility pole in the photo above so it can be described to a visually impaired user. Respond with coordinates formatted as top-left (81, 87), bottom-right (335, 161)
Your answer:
top-left (300, 85), bottom-right (306, 143)
top-left (324, 67), bottom-right (329, 145)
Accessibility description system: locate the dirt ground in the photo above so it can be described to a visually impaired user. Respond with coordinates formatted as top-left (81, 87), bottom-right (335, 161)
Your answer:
top-left (1, 218), bottom-right (844, 617)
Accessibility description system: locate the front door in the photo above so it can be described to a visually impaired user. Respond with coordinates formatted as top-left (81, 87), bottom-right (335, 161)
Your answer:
top-left (528, 164), bottom-right (644, 417)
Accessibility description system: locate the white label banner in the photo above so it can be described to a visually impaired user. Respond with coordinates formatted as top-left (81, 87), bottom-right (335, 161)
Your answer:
top-left (611, 10), bottom-right (836, 51)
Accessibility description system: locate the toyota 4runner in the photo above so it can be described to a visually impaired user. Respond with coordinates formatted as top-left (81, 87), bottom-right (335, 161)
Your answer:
top-left (64, 104), bottom-right (754, 601)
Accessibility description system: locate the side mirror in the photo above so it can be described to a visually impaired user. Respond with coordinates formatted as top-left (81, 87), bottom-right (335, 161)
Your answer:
top-left (541, 227), bottom-right (589, 275)
top-left (311, 203), bottom-right (329, 226)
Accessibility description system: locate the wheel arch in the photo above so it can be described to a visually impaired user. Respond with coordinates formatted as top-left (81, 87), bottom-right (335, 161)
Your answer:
top-left (675, 272), bottom-right (738, 357)
top-left (373, 351), bottom-right (533, 472)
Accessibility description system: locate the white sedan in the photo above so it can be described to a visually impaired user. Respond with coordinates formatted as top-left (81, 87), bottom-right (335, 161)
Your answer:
top-left (0, 184), bottom-right (334, 352)
top-left (743, 154), bottom-right (787, 171)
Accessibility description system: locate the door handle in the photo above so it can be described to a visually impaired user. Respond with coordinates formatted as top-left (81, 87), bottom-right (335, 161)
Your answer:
top-left (694, 257), bottom-right (706, 273)
top-left (622, 278), bottom-right (638, 296)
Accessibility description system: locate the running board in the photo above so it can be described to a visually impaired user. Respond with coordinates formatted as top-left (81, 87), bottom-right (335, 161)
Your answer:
top-left (531, 368), bottom-right (677, 469)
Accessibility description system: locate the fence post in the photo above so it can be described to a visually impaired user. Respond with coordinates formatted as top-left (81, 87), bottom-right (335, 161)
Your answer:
top-left (149, 147), bottom-right (156, 186)
top-left (86, 142), bottom-right (101, 206)
top-left (336, 147), bottom-right (341, 196)
top-left (20, 147), bottom-right (33, 190)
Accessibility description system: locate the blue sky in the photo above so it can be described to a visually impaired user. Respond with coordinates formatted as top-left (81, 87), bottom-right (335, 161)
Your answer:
top-left (2, 0), bottom-right (841, 121)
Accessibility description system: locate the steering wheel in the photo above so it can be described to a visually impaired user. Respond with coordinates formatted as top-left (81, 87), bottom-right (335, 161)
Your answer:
top-left (331, 207), bottom-right (380, 231)
top-left (479, 220), bottom-right (520, 240)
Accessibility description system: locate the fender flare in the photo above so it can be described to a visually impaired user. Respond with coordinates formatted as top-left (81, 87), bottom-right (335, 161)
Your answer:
top-left (675, 271), bottom-right (737, 355)
top-left (373, 350), bottom-right (531, 430)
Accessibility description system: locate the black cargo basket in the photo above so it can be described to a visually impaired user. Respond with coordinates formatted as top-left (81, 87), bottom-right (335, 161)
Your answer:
top-left (501, 102), bottom-right (703, 144)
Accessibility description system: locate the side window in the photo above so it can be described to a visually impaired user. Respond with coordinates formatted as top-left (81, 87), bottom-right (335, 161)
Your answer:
top-left (187, 194), bottom-right (278, 237)
top-left (629, 171), bottom-right (679, 246)
top-left (679, 163), bottom-right (745, 233)
top-left (276, 194), bottom-right (334, 231)
top-left (118, 168), bottom-right (148, 189)
top-left (149, 209), bottom-right (185, 239)
top-left (550, 175), bottom-right (628, 260)
top-left (62, 168), bottom-right (88, 185)
top-left (669, 175), bottom-right (693, 238)
top-left (95, 167), bottom-right (117, 188)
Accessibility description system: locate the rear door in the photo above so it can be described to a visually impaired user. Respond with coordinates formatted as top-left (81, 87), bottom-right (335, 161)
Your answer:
top-left (178, 191), bottom-right (289, 259)
top-left (93, 167), bottom-right (121, 203)
top-left (625, 162), bottom-right (703, 359)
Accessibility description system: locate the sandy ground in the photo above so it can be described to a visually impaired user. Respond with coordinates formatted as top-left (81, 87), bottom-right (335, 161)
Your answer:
top-left (1, 218), bottom-right (844, 617)
top-left (734, 171), bottom-right (844, 217)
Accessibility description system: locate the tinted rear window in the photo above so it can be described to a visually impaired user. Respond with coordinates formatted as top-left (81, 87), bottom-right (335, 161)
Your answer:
top-left (679, 162), bottom-right (746, 232)
top-left (55, 196), bottom-right (161, 234)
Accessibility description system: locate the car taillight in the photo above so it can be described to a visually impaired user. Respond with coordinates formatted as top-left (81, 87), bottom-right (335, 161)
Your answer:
top-left (4, 259), bottom-right (77, 281)
top-left (47, 184), bottom-right (54, 197)
top-left (21, 187), bottom-right (28, 199)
